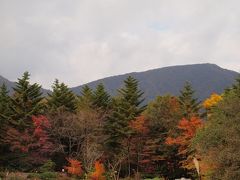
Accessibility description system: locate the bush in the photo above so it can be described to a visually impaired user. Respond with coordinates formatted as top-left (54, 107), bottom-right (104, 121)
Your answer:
top-left (27, 172), bottom-right (57, 180)
top-left (27, 173), bottom-right (40, 179)
top-left (39, 172), bottom-right (57, 180)
top-left (39, 160), bottom-right (56, 173)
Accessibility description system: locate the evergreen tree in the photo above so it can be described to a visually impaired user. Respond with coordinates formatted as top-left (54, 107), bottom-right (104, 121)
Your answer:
top-left (93, 83), bottom-right (111, 109)
top-left (0, 84), bottom-right (11, 145)
top-left (48, 79), bottom-right (77, 112)
top-left (118, 76), bottom-right (145, 115)
top-left (104, 76), bottom-right (145, 153)
top-left (178, 82), bottom-right (201, 118)
top-left (78, 85), bottom-right (94, 108)
top-left (0, 83), bottom-right (11, 122)
top-left (104, 98), bottom-right (131, 152)
top-left (10, 72), bottom-right (44, 129)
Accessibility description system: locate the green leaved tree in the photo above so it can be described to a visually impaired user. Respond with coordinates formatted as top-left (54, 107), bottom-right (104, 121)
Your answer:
top-left (78, 85), bottom-right (94, 109)
top-left (178, 82), bottom-right (201, 119)
top-left (48, 79), bottom-right (77, 112)
top-left (0, 84), bottom-right (11, 123)
top-left (104, 76), bottom-right (145, 176)
top-left (192, 76), bottom-right (240, 179)
top-left (93, 83), bottom-right (111, 110)
top-left (9, 72), bottom-right (44, 129)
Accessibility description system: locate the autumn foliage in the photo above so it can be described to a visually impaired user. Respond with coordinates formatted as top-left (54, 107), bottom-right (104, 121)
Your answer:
top-left (166, 117), bottom-right (203, 148)
top-left (203, 93), bottom-right (222, 109)
top-left (129, 115), bottom-right (149, 134)
top-left (91, 161), bottom-right (106, 180)
top-left (166, 117), bottom-right (203, 169)
top-left (64, 158), bottom-right (83, 176)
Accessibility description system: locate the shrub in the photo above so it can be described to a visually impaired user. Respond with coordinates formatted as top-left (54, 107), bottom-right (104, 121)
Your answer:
top-left (64, 158), bottom-right (83, 176)
top-left (39, 172), bottom-right (57, 180)
top-left (27, 173), bottom-right (40, 179)
top-left (90, 161), bottom-right (106, 180)
top-left (39, 160), bottom-right (56, 173)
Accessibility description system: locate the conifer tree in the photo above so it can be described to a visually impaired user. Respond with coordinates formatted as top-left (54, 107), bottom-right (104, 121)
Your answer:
top-left (78, 85), bottom-right (94, 108)
top-left (0, 84), bottom-right (11, 143)
top-left (104, 98), bottom-right (131, 151)
top-left (93, 83), bottom-right (111, 109)
top-left (118, 76), bottom-right (145, 115)
top-left (0, 84), bottom-right (11, 122)
top-left (10, 72), bottom-right (44, 129)
top-left (48, 79), bottom-right (77, 112)
top-left (104, 76), bottom-right (145, 152)
top-left (178, 82), bottom-right (201, 118)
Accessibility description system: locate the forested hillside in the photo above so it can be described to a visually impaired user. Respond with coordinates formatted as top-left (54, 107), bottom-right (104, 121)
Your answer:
top-left (0, 71), bottom-right (240, 179)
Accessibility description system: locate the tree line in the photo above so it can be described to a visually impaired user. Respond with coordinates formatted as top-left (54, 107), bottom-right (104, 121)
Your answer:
top-left (0, 71), bottom-right (240, 179)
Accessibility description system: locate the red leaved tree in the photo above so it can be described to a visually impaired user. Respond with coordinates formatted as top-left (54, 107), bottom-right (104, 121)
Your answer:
top-left (3, 115), bottom-right (55, 166)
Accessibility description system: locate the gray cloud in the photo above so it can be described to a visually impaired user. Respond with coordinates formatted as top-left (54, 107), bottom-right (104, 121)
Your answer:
top-left (0, 0), bottom-right (239, 89)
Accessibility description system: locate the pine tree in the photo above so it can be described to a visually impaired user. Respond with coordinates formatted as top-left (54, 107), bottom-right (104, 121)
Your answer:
top-left (48, 79), bottom-right (77, 112)
top-left (10, 72), bottom-right (44, 129)
top-left (78, 85), bottom-right (94, 108)
top-left (104, 98), bottom-right (131, 151)
top-left (118, 76), bottom-right (145, 116)
top-left (93, 83), bottom-right (111, 109)
top-left (0, 84), bottom-right (11, 143)
top-left (104, 76), bottom-right (145, 153)
top-left (178, 82), bottom-right (201, 118)
top-left (0, 84), bottom-right (11, 122)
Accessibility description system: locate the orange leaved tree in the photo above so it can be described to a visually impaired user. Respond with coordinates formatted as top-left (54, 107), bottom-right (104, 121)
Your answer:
top-left (166, 116), bottom-right (203, 170)
top-left (64, 158), bottom-right (83, 176)
top-left (129, 115), bottom-right (149, 173)
top-left (90, 161), bottom-right (106, 180)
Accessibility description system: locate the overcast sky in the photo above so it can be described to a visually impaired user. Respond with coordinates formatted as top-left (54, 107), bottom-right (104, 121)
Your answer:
top-left (0, 0), bottom-right (239, 89)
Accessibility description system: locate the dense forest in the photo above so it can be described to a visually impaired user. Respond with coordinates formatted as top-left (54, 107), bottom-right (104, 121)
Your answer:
top-left (0, 72), bottom-right (240, 180)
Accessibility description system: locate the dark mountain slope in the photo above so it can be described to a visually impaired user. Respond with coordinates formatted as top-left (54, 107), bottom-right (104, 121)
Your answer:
top-left (0, 75), bottom-right (16, 94)
top-left (71, 63), bottom-right (239, 102)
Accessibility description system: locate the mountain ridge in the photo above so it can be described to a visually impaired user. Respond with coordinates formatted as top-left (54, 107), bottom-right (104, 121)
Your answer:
top-left (1, 63), bottom-right (239, 101)
top-left (71, 63), bottom-right (239, 101)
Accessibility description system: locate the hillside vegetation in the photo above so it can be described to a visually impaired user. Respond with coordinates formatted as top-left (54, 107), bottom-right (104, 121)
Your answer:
top-left (0, 71), bottom-right (240, 179)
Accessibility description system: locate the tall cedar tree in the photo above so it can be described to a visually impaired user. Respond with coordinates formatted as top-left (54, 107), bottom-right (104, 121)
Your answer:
top-left (178, 82), bottom-right (201, 119)
top-left (48, 79), bottom-right (77, 112)
top-left (10, 72), bottom-right (44, 129)
top-left (104, 76), bottom-right (145, 155)
top-left (93, 83), bottom-right (111, 110)
top-left (78, 85), bottom-right (94, 108)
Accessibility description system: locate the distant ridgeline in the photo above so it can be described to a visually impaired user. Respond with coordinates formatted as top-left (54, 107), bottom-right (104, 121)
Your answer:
top-left (1, 64), bottom-right (239, 101)
top-left (71, 63), bottom-right (239, 102)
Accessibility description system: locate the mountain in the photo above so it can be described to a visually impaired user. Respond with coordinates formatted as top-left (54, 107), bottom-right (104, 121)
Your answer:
top-left (0, 75), bottom-right (16, 94)
top-left (71, 63), bottom-right (239, 102)
top-left (0, 75), bottom-right (50, 95)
